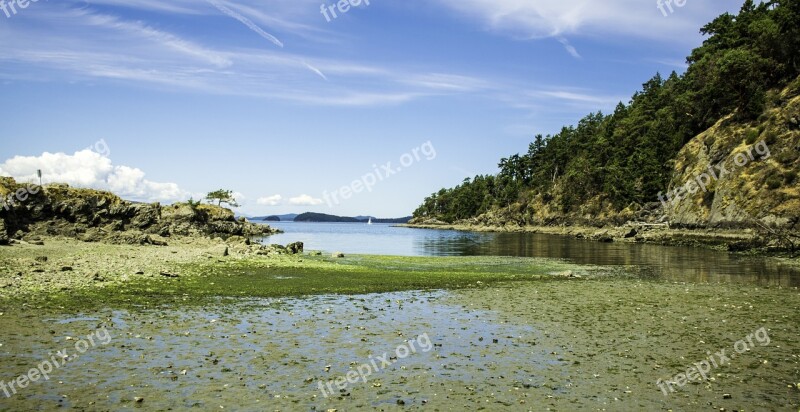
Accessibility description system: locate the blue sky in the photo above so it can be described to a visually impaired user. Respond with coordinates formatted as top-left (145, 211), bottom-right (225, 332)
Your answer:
top-left (0, 0), bottom-right (745, 217)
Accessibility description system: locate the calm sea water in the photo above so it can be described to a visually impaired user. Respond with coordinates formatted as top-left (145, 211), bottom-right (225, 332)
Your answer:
top-left (259, 222), bottom-right (800, 286)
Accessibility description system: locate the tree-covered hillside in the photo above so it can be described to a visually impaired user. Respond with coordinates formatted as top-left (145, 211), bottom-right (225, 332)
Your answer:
top-left (413, 0), bottom-right (800, 224)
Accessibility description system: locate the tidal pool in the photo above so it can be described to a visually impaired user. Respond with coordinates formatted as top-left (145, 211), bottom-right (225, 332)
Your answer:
top-left (0, 277), bottom-right (798, 411)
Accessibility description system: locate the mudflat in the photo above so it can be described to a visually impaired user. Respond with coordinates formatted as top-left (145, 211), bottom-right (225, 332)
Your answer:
top-left (0, 238), bottom-right (798, 410)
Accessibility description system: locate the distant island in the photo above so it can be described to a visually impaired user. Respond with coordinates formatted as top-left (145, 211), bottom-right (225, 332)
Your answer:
top-left (293, 212), bottom-right (412, 224)
top-left (295, 212), bottom-right (361, 223)
top-left (251, 213), bottom-right (298, 222)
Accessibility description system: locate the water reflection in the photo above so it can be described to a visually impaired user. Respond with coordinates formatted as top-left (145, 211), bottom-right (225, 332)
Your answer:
top-left (261, 222), bottom-right (800, 287)
top-left (416, 231), bottom-right (800, 287)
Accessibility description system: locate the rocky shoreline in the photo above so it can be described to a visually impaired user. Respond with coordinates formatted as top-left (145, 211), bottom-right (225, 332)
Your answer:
top-left (401, 221), bottom-right (796, 255)
top-left (0, 235), bottom-right (315, 298)
top-left (0, 177), bottom-right (280, 247)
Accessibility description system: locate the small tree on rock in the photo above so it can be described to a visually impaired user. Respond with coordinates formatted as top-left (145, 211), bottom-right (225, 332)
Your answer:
top-left (205, 189), bottom-right (239, 208)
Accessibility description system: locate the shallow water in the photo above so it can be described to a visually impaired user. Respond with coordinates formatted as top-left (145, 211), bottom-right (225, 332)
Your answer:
top-left (0, 290), bottom-right (561, 410)
top-left (1, 224), bottom-right (797, 410)
top-left (263, 222), bottom-right (800, 286)
top-left (1, 278), bottom-right (797, 411)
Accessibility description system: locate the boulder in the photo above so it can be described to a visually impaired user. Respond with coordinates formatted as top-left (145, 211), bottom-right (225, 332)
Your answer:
top-left (104, 231), bottom-right (167, 246)
top-left (80, 228), bottom-right (107, 243)
top-left (0, 218), bottom-right (8, 245)
top-left (226, 235), bottom-right (247, 244)
top-left (209, 221), bottom-right (241, 236)
top-left (127, 203), bottom-right (161, 229)
top-left (269, 244), bottom-right (288, 254)
top-left (286, 242), bottom-right (304, 255)
top-left (592, 230), bottom-right (614, 243)
top-left (104, 221), bottom-right (124, 232)
top-left (160, 203), bottom-right (196, 224)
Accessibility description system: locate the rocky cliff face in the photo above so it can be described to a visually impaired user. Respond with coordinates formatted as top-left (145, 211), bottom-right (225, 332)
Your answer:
top-left (0, 178), bottom-right (278, 245)
top-left (664, 83), bottom-right (800, 229)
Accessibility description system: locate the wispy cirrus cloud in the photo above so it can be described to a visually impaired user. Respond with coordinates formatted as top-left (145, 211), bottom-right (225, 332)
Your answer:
top-left (535, 90), bottom-right (624, 106)
top-left (0, 4), bottom-right (483, 106)
top-left (206, 0), bottom-right (284, 48)
top-left (75, 0), bottom-right (338, 43)
top-left (83, 12), bottom-right (233, 67)
top-left (432, 0), bottom-right (728, 42)
top-left (557, 37), bottom-right (581, 59)
top-left (401, 73), bottom-right (493, 92)
top-left (0, 0), bottom-right (664, 112)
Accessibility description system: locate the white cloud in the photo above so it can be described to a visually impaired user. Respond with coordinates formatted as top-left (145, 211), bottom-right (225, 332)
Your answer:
top-left (558, 37), bottom-right (581, 59)
top-left (0, 4), bottom-right (495, 107)
top-left (0, 150), bottom-right (189, 203)
top-left (257, 194), bottom-right (283, 206)
top-left (401, 73), bottom-right (492, 92)
top-left (289, 194), bottom-right (323, 206)
top-left (537, 90), bottom-right (620, 105)
top-left (433, 0), bottom-right (730, 45)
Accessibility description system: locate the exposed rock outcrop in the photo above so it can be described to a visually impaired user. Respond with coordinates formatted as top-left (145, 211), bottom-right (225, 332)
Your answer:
top-left (664, 84), bottom-right (800, 230)
top-left (0, 178), bottom-right (280, 245)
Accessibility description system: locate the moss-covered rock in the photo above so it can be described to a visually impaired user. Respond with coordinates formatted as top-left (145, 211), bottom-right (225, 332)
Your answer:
top-left (0, 179), bottom-right (281, 244)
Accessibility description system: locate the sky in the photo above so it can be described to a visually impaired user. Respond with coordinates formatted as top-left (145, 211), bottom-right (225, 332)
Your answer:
top-left (0, 0), bottom-right (747, 217)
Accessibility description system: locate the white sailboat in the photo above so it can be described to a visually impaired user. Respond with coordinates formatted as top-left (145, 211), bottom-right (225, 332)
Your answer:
top-left (367, 217), bottom-right (372, 225)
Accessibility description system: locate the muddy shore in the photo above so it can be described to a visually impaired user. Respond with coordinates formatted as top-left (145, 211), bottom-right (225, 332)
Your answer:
top-left (1, 237), bottom-right (799, 411)
top-left (0, 272), bottom-right (798, 410)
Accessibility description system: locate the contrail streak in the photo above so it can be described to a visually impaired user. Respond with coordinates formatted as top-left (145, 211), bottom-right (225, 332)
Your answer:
top-left (303, 61), bottom-right (328, 81)
top-left (206, 0), bottom-right (284, 48)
